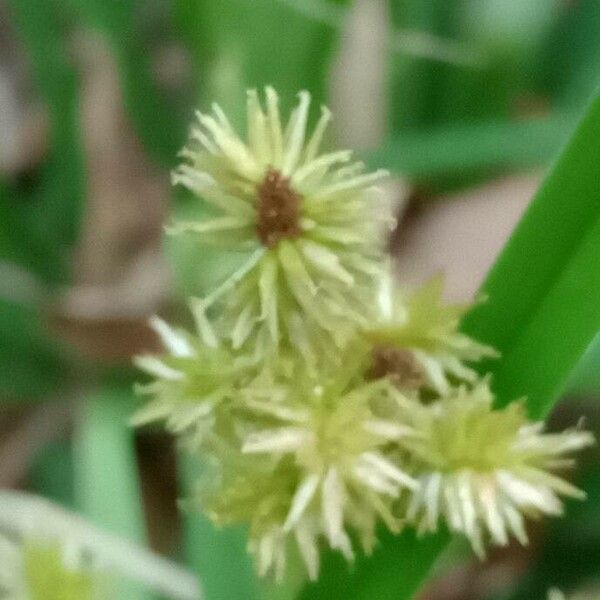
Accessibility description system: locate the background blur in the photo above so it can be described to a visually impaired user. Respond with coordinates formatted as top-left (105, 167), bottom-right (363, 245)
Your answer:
top-left (1, 0), bottom-right (599, 598)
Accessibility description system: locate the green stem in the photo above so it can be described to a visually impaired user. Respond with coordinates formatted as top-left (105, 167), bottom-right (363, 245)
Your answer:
top-left (74, 385), bottom-right (151, 599)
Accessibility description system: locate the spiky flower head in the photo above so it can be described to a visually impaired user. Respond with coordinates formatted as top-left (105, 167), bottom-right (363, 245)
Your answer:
top-left (400, 381), bottom-right (594, 556)
top-left (170, 87), bottom-right (391, 365)
top-left (365, 276), bottom-right (497, 394)
top-left (133, 316), bottom-right (257, 443)
top-left (198, 356), bottom-right (418, 581)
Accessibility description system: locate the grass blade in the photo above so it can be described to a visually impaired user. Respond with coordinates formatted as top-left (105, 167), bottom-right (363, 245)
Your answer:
top-left (370, 113), bottom-right (577, 181)
top-left (175, 0), bottom-right (349, 122)
top-left (6, 0), bottom-right (85, 283)
top-left (301, 92), bottom-right (600, 599)
top-left (470, 215), bottom-right (600, 415)
top-left (461, 92), bottom-right (600, 414)
top-left (68, 0), bottom-right (183, 164)
top-left (300, 530), bottom-right (449, 600)
top-left (74, 385), bottom-right (151, 599)
top-left (566, 332), bottom-right (600, 395)
top-left (0, 300), bottom-right (69, 401)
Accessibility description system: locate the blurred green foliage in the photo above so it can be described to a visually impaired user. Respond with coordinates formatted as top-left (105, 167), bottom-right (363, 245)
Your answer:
top-left (0, 300), bottom-right (68, 400)
top-left (5, 0), bottom-right (83, 283)
top-left (175, 0), bottom-right (351, 123)
top-left (2, 1), bottom-right (600, 599)
top-left (68, 0), bottom-right (184, 163)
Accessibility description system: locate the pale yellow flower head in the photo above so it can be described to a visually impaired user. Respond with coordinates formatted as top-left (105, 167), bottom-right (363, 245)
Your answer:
top-left (198, 356), bottom-right (418, 581)
top-left (399, 381), bottom-right (594, 556)
top-left (170, 88), bottom-right (392, 364)
top-left (133, 316), bottom-right (257, 443)
top-left (366, 275), bottom-right (498, 394)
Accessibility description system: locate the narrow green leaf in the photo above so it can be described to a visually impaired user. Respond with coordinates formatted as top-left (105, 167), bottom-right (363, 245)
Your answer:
top-left (565, 332), bottom-right (600, 395)
top-left (300, 530), bottom-right (449, 600)
top-left (175, 0), bottom-right (349, 121)
top-left (388, 0), bottom-right (461, 129)
top-left (370, 112), bottom-right (577, 180)
top-left (74, 385), bottom-right (151, 600)
top-left (472, 214), bottom-right (600, 415)
top-left (302, 93), bottom-right (600, 600)
top-left (540, 0), bottom-right (600, 110)
top-left (461, 93), bottom-right (600, 415)
top-left (67, 0), bottom-right (183, 163)
top-left (7, 0), bottom-right (85, 282)
top-left (0, 300), bottom-right (69, 401)
top-left (178, 455), bottom-right (261, 600)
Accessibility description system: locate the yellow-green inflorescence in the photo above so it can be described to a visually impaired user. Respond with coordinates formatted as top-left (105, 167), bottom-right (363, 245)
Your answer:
top-left (134, 88), bottom-right (594, 581)
top-left (397, 381), bottom-right (593, 556)
top-left (169, 87), bottom-right (392, 365)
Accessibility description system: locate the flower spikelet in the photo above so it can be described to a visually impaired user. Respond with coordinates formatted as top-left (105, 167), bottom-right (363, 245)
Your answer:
top-left (170, 87), bottom-right (392, 362)
top-left (133, 316), bottom-right (256, 443)
top-left (366, 276), bottom-right (498, 394)
top-left (201, 358), bottom-right (418, 581)
top-left (400, 381), bottom-right (594, 556)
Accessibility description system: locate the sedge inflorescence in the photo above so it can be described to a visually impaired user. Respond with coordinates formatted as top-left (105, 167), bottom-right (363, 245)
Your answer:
top-left (169, 87), bottom-right (391, 364)
top-left (134, 88), bottom-right (594, 581)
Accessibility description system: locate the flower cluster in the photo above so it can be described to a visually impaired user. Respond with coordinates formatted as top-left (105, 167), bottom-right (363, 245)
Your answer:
top-left (135, 88), bottom-right (593, 581)
top-left (222, 362), bottom-right (418, 579)
top-left (366, 275), bottom-right (498, 394)
top-left (169, 87), bottom-right (392, 366)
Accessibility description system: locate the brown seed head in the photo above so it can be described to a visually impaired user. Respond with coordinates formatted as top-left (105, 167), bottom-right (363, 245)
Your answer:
top-left (256, 168), bottom-right (302, 247)
top-left (368, 345), bottom-right (425, 389)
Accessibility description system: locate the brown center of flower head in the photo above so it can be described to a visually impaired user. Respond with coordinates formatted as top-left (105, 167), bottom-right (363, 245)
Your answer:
top-left (256, 168), bottom-right (302, 247)
top-left (368, 345), bottom-right (425, 389)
